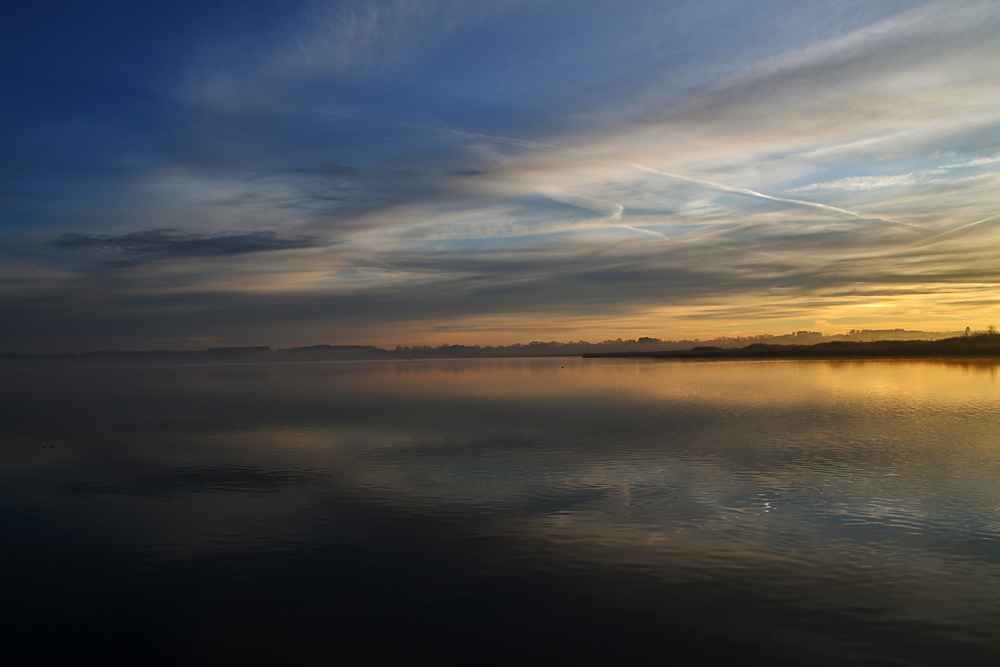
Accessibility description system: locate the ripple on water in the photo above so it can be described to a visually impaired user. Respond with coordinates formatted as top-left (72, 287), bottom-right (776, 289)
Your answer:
top-left (1, 358), bottom-right (999, 664)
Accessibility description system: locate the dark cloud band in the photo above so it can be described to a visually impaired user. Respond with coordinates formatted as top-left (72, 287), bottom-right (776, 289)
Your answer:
top-left (50, 229), bottom-right (323, 258)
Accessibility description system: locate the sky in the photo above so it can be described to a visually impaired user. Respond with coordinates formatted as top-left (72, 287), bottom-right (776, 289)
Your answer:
top-left (2, 0), bottom-right (999, 352)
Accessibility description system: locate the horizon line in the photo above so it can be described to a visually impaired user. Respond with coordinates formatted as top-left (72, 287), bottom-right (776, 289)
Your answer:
top-left (2, 326), bottom-right (984, 357)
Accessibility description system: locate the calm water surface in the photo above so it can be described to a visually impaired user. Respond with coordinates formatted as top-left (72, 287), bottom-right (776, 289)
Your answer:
top-left (2, 358), bottom-right (999, 665)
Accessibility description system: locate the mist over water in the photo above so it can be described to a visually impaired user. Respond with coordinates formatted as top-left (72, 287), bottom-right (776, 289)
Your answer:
top-left (2, 358), bottom-right (999, 665)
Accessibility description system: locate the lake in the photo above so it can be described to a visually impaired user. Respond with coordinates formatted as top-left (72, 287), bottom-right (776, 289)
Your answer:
top-left (2, 358), bottom-right (999, 665)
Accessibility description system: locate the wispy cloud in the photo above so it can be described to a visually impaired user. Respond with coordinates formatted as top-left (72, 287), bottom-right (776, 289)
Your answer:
top-left (5, 1), bottom-right (1000, 350)
top-left (177, 0), bottom-right (522, 112)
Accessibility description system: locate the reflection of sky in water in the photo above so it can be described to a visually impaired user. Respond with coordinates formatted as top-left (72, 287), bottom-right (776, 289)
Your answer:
top-left (1, 358), bottom-right (999, 663)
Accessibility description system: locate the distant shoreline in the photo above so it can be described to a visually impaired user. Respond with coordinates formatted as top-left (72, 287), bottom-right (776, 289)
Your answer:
top-left (3, 335), bottom-right (1000, 366)
top-left (584, 336), bottom-right (1000, 360)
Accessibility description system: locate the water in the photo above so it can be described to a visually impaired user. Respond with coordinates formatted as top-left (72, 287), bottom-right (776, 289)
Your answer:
top-left (2, 358), bottom-right (999, 665)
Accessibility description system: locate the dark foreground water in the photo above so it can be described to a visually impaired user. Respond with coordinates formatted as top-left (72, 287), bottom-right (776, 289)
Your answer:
top-left (2, 358), bottom-right (999, 665)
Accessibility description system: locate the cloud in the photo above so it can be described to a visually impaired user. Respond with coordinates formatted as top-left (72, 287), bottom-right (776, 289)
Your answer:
top-left (789, 153), bottom-right (1000, 194)
top-left (49, 229), bottom-right (325, 260)
top-left (7, 1), bottom-right (1000, 351)
top-left (176, 0), bottom-right (523, 113)
top-left (790, 173), bottom-right (930, 193)
top-left (279, 0), bottom-right (485, 74)
top-left (941, 156), bottom-right (1000, 169)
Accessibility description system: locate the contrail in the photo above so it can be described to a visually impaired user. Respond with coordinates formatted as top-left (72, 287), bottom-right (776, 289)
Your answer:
top-left (631, 164), bottom-right (914, 227)
top-left (620, 225), bottom-right (668, 239)
top-left (314, 108), bottom-right (914, 229)
top-left (916, 212), bottom-right (1000, 245)
top-left (854, 211), bottom-right (1000, 258)
top-left (661, 328), bottom-right (690, 340)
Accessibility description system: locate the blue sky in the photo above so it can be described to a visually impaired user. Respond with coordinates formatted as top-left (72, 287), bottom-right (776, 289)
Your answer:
top-left (3, 0), bottom-right (999, 351)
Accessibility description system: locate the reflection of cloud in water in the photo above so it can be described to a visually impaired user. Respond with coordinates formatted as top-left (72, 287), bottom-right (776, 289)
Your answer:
top-left (62, 466), bottom-right (323, 498)
top-left (3, 358), bottom-right (1000, 661)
